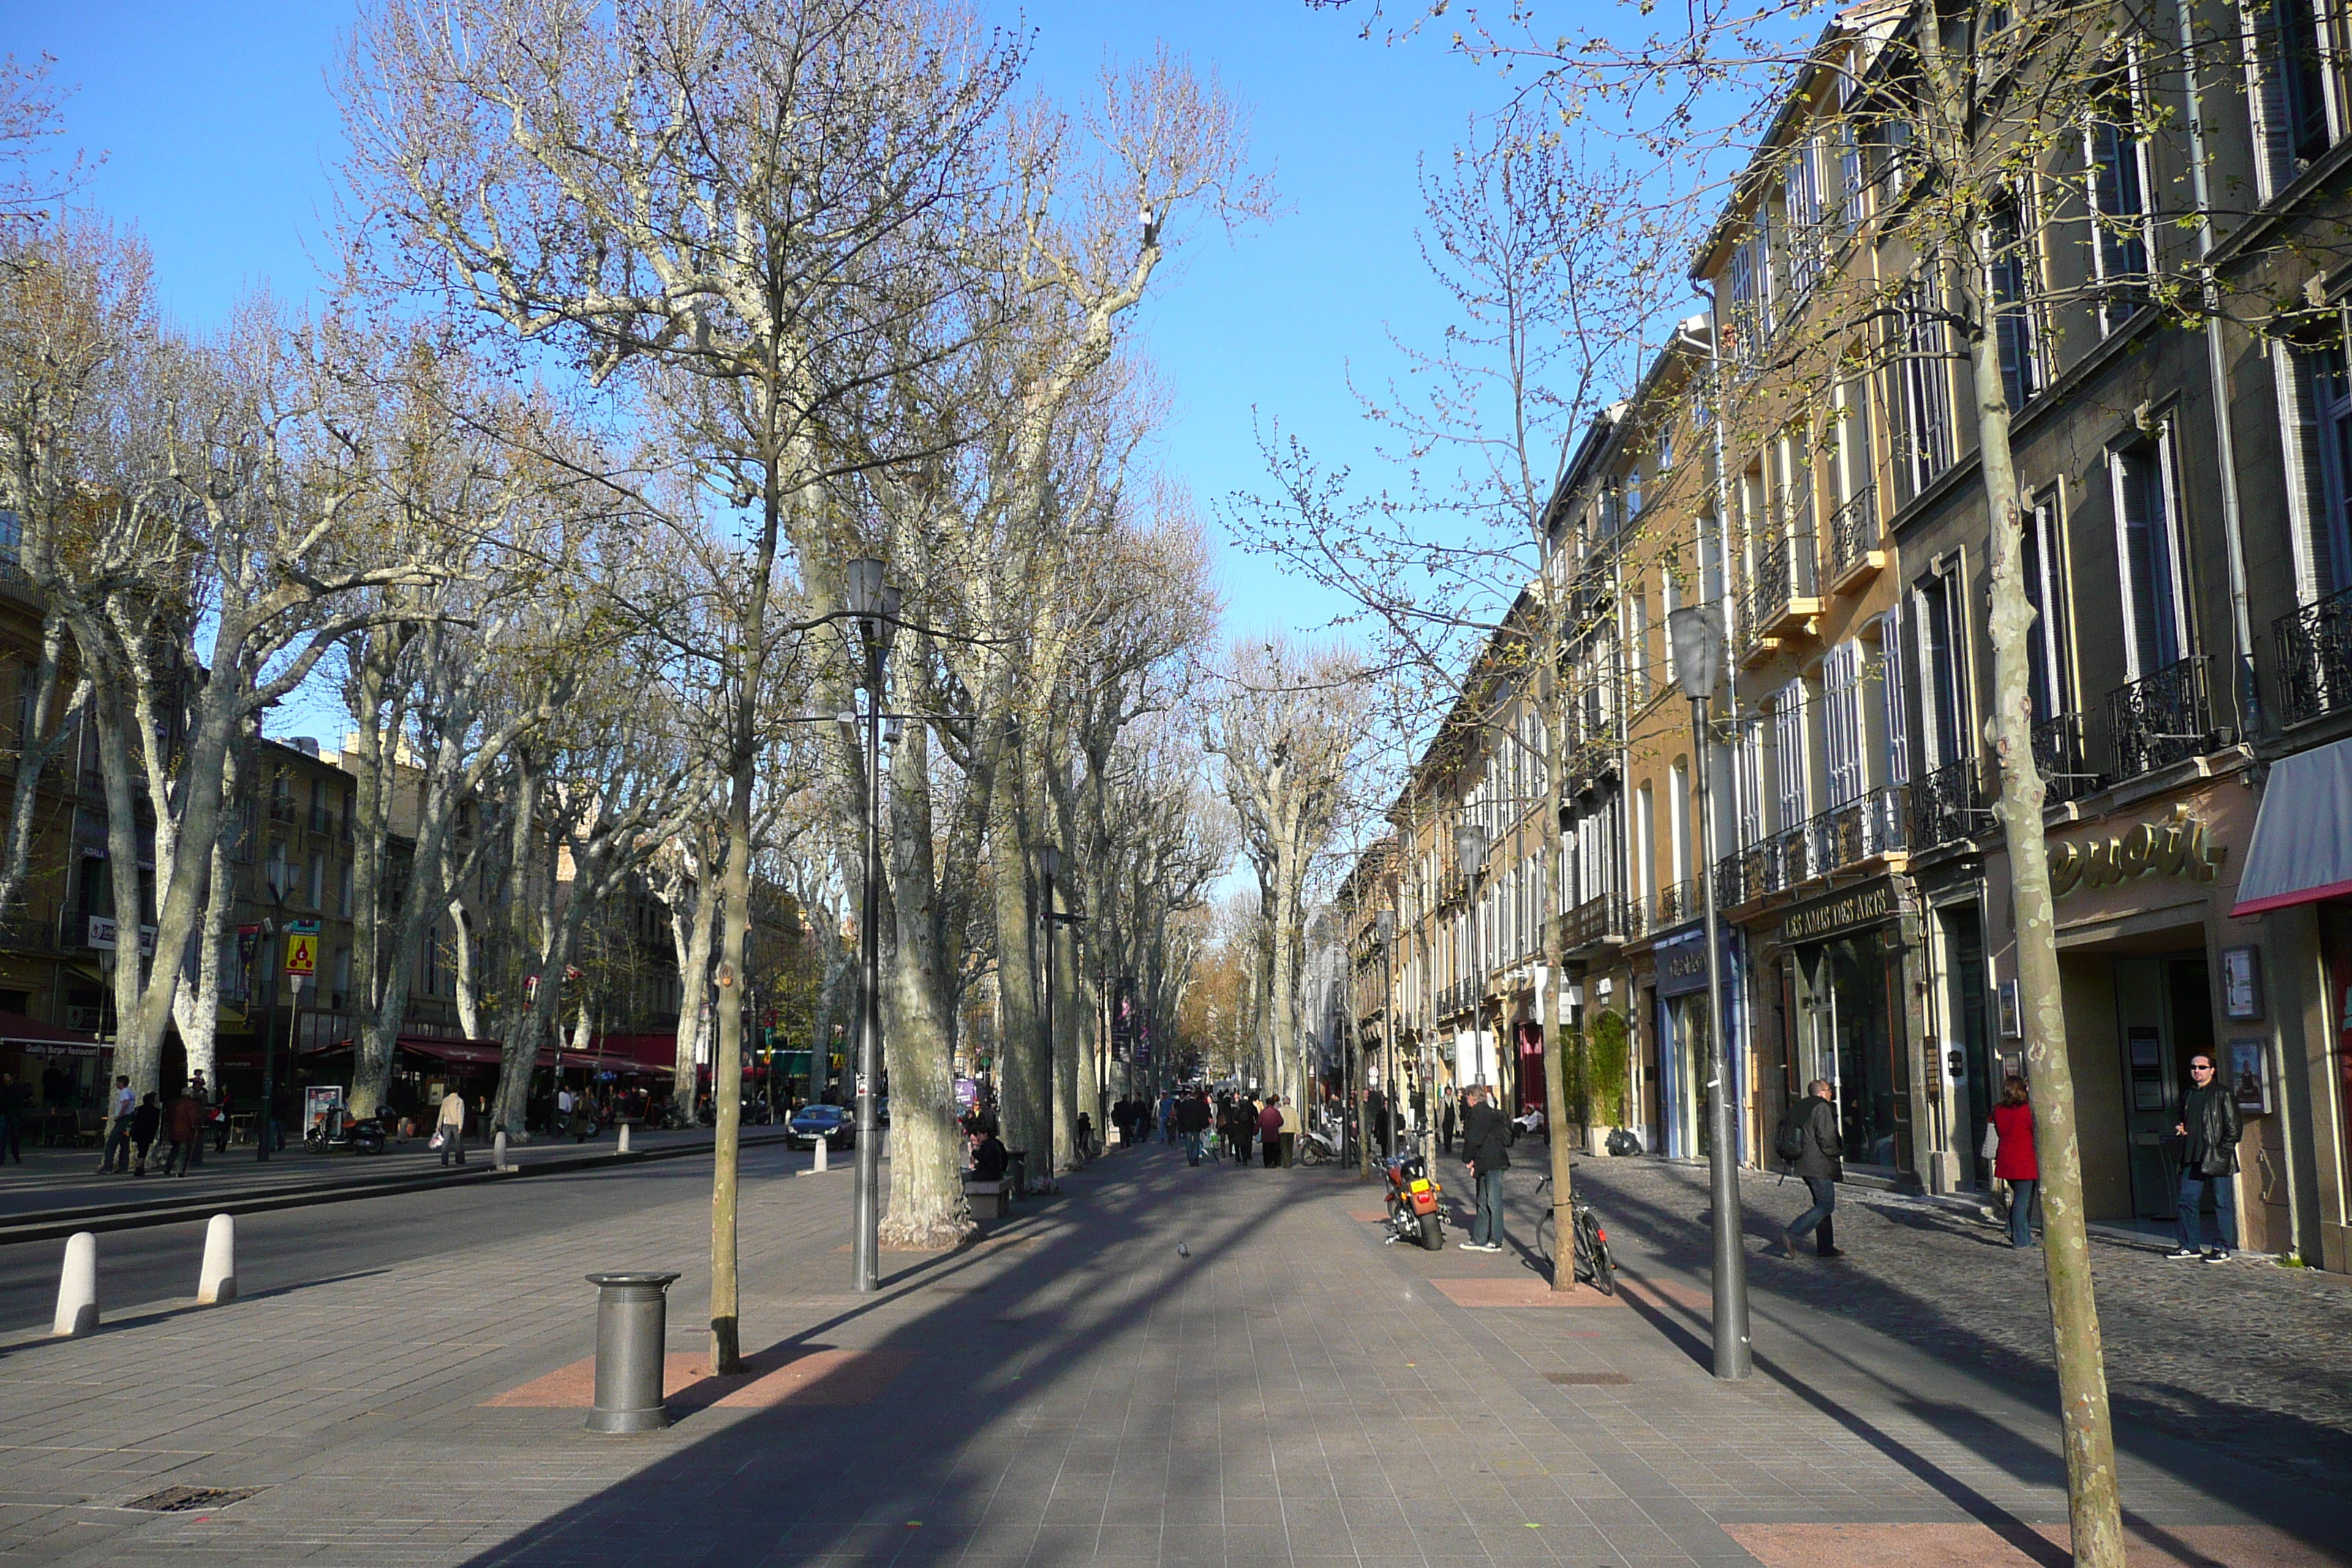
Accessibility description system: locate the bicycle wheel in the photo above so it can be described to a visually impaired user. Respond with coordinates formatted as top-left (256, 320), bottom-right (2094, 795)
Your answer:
top-left (1575, 1210), bottom-right (1616, 1295)
top-left (1534, 1209), bottom-right (1557, 1270)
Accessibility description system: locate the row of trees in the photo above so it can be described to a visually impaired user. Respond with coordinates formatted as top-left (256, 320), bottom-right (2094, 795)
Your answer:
top-left (1, 0), bottom-right (1251, 1371)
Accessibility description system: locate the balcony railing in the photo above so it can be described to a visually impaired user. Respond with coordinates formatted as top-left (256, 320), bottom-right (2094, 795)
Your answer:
top-left (1717, 785), bottom-right (1909, 907)
top-left (1826, 483), bottom-right (1880, 584)
top-left (1912, 757), bottom-right (1987, 848)
top-left (2030, 712), bottom-right (2103, 804)
top-left (2275, 586), bottom-right (2352, 727)
top-left (1559, 892), bottom-right (1630, 951)
top-left (1741, 530), bottom-right (1823, 649)
top-left (2106, 655), bottom-right (2213, 780)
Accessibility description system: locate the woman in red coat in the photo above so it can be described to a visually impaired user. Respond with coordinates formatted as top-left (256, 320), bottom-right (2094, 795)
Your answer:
top-left (1991, 1077), bottom-right (2040, 1248)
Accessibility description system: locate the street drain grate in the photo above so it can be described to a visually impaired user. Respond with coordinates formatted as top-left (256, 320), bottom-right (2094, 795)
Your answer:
top-left (1544, 1372), bottom-right (1632, 1387)
top-left (124, 1487), bottom-right (262, 1513)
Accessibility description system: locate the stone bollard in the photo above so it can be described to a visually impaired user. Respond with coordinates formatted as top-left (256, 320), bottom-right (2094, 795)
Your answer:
top-left (583, 1271), bottom-right (681, 1433)
top-left (494, 1129), bottom-right (509, 1171)
top-left (617, 1123), bottom-right (631, 1156)
top-left (197, 1214), bottom-right (236, 1305)
top-left (813, 1135), bottom-right (829, 1173)
top-left (52, 1232), bottom-right (97, 1338)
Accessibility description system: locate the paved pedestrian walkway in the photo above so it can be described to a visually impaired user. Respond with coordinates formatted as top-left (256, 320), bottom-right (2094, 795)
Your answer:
top-left (0, 1142), bottom-right (2343, 1567)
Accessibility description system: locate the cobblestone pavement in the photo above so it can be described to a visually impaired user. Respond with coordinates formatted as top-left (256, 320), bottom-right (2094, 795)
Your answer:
top-left (0, 1139), bottom-right (2344, 1568)
top-left (1545, 1156), bottom-right (2352, 1488)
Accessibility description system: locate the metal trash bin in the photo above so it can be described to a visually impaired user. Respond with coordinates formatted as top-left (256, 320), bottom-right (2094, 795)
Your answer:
top-left (584, 1271), bottom-right (682, 1433)
top-left (1006, 1149), bottom-right (1028, 1197)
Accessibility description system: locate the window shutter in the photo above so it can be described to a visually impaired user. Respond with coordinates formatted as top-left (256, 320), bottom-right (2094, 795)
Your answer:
top-left (1774, 681), bottom-right (1809, 832)
top-left (1823, 642), bottom-right (1865, 808)
top-left (1882, 599), bottom-right (1912, 785)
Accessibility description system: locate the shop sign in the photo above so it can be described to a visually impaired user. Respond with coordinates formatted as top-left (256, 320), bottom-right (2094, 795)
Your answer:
top-left (1778, 878), bottom-right (1899, 945)
top-left (1654, 925), bottom-right (1738, 998)
top-left (2048, 803), bottom-right (2225, 898)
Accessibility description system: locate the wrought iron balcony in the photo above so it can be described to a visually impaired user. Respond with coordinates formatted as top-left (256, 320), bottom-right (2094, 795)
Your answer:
top-left (1807, 786), bottom-right (1910, 872)
top-left (2030, 712), bottom-right (2103, 804)
top-left (2106, 656), bottom-right (2213, 780)
top-left (1911, 758), bottom-right (1988, 848)
top-left (1825, 483), bottom-right (1882, 587)
top-left (1560, 892), bottom-right (1629, 951)
top-left (2275, 585), bottom-right (2352, 727)
top-left (1740, 530), bottom-right (1825, 655)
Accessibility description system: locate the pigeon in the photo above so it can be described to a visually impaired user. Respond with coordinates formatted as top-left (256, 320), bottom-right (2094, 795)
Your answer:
top-left (1176, 1243), bottom-right (1191, 1258)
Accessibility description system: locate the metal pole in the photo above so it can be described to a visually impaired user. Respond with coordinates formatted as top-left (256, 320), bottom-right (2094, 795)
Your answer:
top-left (852, 656), bottom-right (884, 1294)
top-left (1042, 864), bottom-right (1055, 1167)
top-left (255, 921), bottom-right (280, 1162)
top-left (1690, 691), bottom-right (1751, 1380)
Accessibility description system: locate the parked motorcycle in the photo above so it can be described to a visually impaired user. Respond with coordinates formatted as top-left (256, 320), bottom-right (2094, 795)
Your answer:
top-left (1382, 1150), bottom-right (1444, 1250)
top-left (304, 1107), bottom-right (387, 1156)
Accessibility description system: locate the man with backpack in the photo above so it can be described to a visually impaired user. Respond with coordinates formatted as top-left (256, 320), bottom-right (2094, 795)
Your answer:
top-left (1777, 1079), bottom-right (1844, 1259)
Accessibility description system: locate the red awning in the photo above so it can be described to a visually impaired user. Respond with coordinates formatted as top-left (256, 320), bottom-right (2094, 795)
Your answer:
top-left (0, 1009), bottom-right (106, 1057)
top-left (581, 1032), bottom-right (679, 1072)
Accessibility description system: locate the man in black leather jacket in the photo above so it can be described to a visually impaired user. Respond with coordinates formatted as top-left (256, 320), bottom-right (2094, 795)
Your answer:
top-left (1783, 1080), bottom-right (1846, 1259)
top-left (2167, 1052), bottom-right (2243, 1261)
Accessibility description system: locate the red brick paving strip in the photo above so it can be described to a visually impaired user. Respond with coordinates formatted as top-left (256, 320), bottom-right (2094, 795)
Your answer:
top-left (482, 1348), bottom-right (916, 1411)
top-left (1722, 1522), bottom-right (2351, 1567)
top-left (1428, 1277), bottom-right (1624, 1308)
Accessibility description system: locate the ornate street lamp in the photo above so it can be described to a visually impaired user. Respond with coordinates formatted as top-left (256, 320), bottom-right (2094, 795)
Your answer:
top-left (1668, 601), bottom-right (1750, 1380)
top-left (844, 557), bottom-right (899, 1294)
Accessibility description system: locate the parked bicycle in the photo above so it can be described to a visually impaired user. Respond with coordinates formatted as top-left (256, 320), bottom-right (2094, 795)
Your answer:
top-left (1533, 1172), bottom-right (1616, 1294)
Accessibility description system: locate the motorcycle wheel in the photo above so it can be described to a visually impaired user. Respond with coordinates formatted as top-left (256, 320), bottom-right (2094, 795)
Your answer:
top-left (1418, 1212), bottom-right (1443, 1251)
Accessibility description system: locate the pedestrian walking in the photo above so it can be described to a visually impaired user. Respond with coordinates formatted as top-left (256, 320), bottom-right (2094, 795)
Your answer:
top-left (1226, 1097), bottom-right (1254, 1166)
top-left (2166, 1052), bottom-right (2242, 1261)
top-left (184, 1072), bottom-right (210, 1168)
top-left (1365, 1087), bottom-right (1391, 1158)
top-left (1161, 1090), bottom-right (1177, 1144)
top-left (1458, 1085), bottom-right (1509, 1252)
top-left (1991, 1076), bottom-right (2040, 1248)
top-left (1277, 1095), bottom-right (1300, 1167)
top-left (1441, 1090), bottom-right (1457, 1155)
top-left (437, 1085), bottom-right (469, 1166)
top-left (0, 1069), bottom-right (24, 1164)
top-left (1256, 1096), bottom-right (1283, 1169)
top-left (163, 1088), bottom-right (203, 1175)
top-left (1077, 1110), bottom-right (1095, 1160)
top-left (1176, 1091), bottom-right (1210, 1166)
top-left (131, 1092), bottom-right (162, 1177)
top-left (98, 1074), bottom-right (135, 1174)
top-left (1781, 1079), bottom-right (1845, 1259)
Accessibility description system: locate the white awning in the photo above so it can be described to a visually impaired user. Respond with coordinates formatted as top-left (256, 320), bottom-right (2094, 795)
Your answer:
top-left (2233, 736), bottom-right (2352, 916)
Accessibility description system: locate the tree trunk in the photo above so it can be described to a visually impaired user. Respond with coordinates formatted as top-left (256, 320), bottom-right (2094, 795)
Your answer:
top-left (987, 756), bottom-right (1050, 1191)
top-left (668, 856), bottom-right (717, 1125)
top-left (879, 709), bottom-right (973, 1248)
top-left (1972, 309), bottom-right (2126, 1567)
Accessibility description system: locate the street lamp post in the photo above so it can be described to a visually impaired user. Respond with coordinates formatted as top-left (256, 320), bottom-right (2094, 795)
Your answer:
top-left (1039, 843), bottom-right (1061, 1170)
top-left (1668, 602), bottom-right (1751, 1381)
top-left (1373, 907), bottom-right (1395, 1172)
top-left (1453, 823), bottom-right (1487, 1120)
top-left (844, 557), bottom-right (899, 1294)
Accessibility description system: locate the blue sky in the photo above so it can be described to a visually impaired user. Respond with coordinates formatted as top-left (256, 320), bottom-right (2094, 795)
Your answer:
top-left (2, 1), bottom-right (1663, 748)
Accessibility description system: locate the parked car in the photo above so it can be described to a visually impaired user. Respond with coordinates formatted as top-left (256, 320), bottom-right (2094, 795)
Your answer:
top-left (785, 1104), bottom-right (853, 1150)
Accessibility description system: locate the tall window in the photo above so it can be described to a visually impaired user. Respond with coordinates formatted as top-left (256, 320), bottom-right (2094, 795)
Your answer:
top-left (2087, 72), bottom-right (2152, 326)
top-left (1894, 278), bottom-right (1953, 498)
top-left (2250, 0), bottom-right (2334, 197)
top-left (1820, 641), bottom-right (1867, 807)
top-left (1785, 141), bottom-right (1825, 296)
top-left (1736, 718), bottom-right (1766, 845)
top-left (2288, 339), bottom-right (2352, 600)
top-left (1670, 760), bottom-right (1692, 889)
top-left (1727, 241), bottom-right (1760, 366)
top-left (1917, 571), bottom-right (1968, 769)
top-left (1879, 604), bottom-right (1912, 785)
top-left (2021, 494), bottom-right (2075, 723)
top-left (1989, 198), bottom-right (2043, 412)
top-left (2111, 433), bottom-right (2191, 677)
top-left (1773, 681), bottom-right (1809, 831)
top-left (1627, 590), bottom-right (1651, 704)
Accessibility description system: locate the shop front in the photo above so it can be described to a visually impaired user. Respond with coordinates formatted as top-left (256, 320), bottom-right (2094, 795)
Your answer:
top-left (1777, 878), bottom-right (1915, 1180)
top-left (1982, 770), bottom-right (2271, 1239)
top-left (1651, 924), bottom-right (1745, 1161)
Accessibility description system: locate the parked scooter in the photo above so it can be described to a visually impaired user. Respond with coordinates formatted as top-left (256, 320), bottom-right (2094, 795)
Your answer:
top-left (1382, 1150), bottom-right (1445, 1249)
top-left (304, 1107), bottom-right (387, 1156)
top-left (1298, 1107), bottom-right (1343, 1165)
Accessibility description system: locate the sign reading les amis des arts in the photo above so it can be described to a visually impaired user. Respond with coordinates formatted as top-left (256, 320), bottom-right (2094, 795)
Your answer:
top-left (1778, 879), bottom-right (1899, 946)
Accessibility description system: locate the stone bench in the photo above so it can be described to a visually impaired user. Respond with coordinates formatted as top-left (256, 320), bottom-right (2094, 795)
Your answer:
top-left (962, 1177), bottom-right (1009, 1220)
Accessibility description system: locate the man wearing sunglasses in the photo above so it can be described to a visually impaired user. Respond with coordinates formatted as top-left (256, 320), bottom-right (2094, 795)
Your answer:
top-left (2166, 1053), bottom-right (2243, 1262)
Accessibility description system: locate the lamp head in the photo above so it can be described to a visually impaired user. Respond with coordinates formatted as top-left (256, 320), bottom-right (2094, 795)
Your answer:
top-left (877, 584), bottom-right (903, 658)
top-left (1375, 908), bottom-right (1395, 942)
top-left (1453, 823), bottom-right (1486, 870)
top-left (1667, 603), bottom-right (1727, 697)
top-left (1039, 845), bottom-right (1062, 881)
top-left (844, 557), bottom-right (885, 619)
